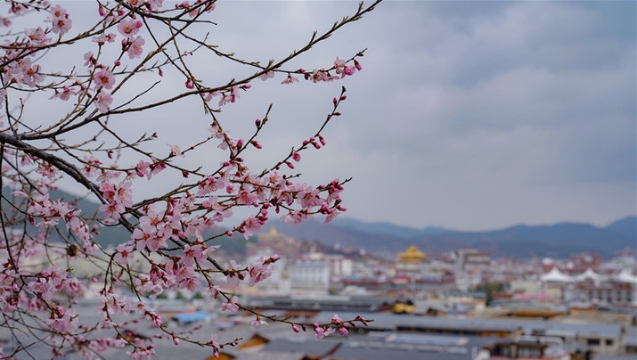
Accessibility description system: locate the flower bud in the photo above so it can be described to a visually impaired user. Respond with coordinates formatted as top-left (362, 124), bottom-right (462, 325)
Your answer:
top-left (251, 140), bottom-right (262, 149)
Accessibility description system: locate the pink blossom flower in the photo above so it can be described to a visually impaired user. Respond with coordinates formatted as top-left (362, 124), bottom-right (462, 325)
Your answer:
top-left (144, 234), bottom-right (167, 252)
top-left (117, 18), bottom-right (142, 37)
top-left (84, 52), bottom-right (96, 67)
top-left (114, 180), bottom-right (133, 206)
top-left (241, 216), bottom-right (263, 239)
top-left (92, 33), bottom-right (116, 45)
top-left (281, 211), bottom-right (312, 225)
top-left (180, 243), bottom-right (206, 266)
top-left (114, 243), bottom-right (135, 264)
top-left (313, 323), bottom-right (335, 339)
top-left (148, 160), bottom-right (166, 179)
top-left (135, 160), bottom-right (150, 177)
top-left (50, 4), bottom-right (69, 18)
top-left (95, 92), bottom-right (113, 113)
top-left (52, 86), bottom-right (76, 101)
top-left (68, 217), bottom-right (93, 245)
top-left (14, 58), bottom-right (44, 86)
top-left (25, 27), bottom-right (50, 46)
top-left (221, 296), bottom-right (239, 313)
top-left (147, 0), bottom-right (165, 11)
top-left (250, 317), bottom-right (268, 329)
top-left (324, 211), bottom-right (340, 224)
top-left (236, 190), bottom-right (256, 205)
top-left (218, 94), bottom-right (229, 107)
top-left (334, 57), bottom-right (346, 72)
top-left (126, 36), bottom-right (145, 59)
top-left (99, 202), bottom-right (124, 222)
top-left (298, 186), bottom-right (322, 208)
top-left (179, 276), bottom-right (201, 292)
top-left (100, 180), bottom-right (116, 201)
top-left (311, 69), bottom-right (328, 83)
top-left (49, 5), bottom-right (72, 35)
top-left (204, 91), bottom-right (218, 103)
top-left (47, 306), bottom-right (78, 333)
top-left (168, 144), bottom-right (183, 157)
top-left (334, 56), bottom-right (356, 78)
top-left (342, 66), bottom-right (355, 77)
top-left (281, 74), bottom-right (299, 84)
top-left (339, 325), bottom-right (349, 336)
top-left (94, 69), bottom-right (116, 90)
top-left (145, 310), bottom-right (163, 328)
top-left (128, 345), bottom-right (156, 360)
top-left (220, 86), bottom-right (241, 105)
top-left (247, 257), bottom-right (273, 285)
top-left (259, 71), bottom-right (275, 81)
top-left (226, 260), bottom-right (242, 286)
top-left (209, 334), bottom-right (221, 358)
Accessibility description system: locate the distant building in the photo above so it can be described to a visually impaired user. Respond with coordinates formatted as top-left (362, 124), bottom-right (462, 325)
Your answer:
top-left (454, 248), bottom-right (491, 291)
top-left (540, 267), bottom-right (637, 306)
top-left (301, 251), bottom-right (353, 282)
top-left (396, 245), bottom-right (426, 272)
top-left (567, 281), bottom-right (636, 306)
top-left (287, 261), bottom-right (330, 294)
top-left (248, 226), bottom-right (299, 258)
top-left (455, 248), bottom-right (491, 273)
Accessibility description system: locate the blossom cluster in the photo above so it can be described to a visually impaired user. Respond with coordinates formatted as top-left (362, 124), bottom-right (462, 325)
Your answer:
top-left (0, 0), bottom-right (379, 357)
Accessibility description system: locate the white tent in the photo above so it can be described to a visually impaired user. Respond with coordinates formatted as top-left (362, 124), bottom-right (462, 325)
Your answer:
top-left (541, 267), bottom-right (573, 283)
top-left (615, 269), bottom-right (637, 284)
top-left (573, 268), bottom-right (602, 282)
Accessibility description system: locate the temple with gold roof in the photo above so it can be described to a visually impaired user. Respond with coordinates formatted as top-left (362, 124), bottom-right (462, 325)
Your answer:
top-left (396, 245), bottom-right (426, 272)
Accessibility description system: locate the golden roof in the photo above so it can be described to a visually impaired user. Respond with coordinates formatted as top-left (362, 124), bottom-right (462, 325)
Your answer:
top-left (398, 245), bottom-right (426, 263)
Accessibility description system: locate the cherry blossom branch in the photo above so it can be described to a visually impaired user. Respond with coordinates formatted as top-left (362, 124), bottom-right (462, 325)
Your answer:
top-left (0, 0), bottom-right (382, 357)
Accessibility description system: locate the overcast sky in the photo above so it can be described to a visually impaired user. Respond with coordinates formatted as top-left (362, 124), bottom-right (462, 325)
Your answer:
top-left (27, 1), bottom-right (636, 231)
top-left (209, 0), bottom-right (635, 231)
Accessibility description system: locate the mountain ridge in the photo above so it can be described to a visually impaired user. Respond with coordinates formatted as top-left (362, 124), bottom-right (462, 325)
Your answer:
top-left (3, 187), bottom-right (633, 259)
top-left (269, 215), bottom-right (637, 259)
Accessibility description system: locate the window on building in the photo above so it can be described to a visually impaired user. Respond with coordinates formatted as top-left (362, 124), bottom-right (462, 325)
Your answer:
top-left (587, 339), bottom-right (600, 346)
top-left (606, 339), bottom-right (613, 346)
top-left (518, 347), bottom-right (541, 358)
top-left (493, 345), bottom-right (514, 357)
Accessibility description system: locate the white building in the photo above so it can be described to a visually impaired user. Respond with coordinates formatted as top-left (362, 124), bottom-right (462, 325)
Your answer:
top-left (287, 261), bottom-right (330, 294)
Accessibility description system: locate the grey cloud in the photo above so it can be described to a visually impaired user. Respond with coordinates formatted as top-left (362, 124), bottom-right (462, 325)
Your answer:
top-left (31, 1), bottom-right (635, 230)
